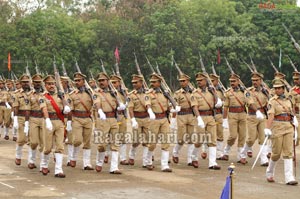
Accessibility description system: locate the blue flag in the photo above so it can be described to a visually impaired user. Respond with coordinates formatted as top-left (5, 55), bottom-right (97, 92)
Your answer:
top-left (220, 176), bottom-right (231, 199)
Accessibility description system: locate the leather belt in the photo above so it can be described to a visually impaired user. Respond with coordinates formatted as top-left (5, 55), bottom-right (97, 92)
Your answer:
top-left (229, 106), bottom-right (245, 113)
top-left (48, 112), bottom-right (60, 120)
top-left (199, 110), bottom-right (214, 116)
top-left (154, 112), bottom-right (167, 119)
top-left (117, 110), bottom-right (125, 115)
top-left (17, 110), bottom-right (29, 117)
top-left (248, 108), bottom-right (265, 115)
top-left (72, 110), bottom-right (91, 118)
top-left (133, 111), bottom-right (149, 118)
top-left (0, 102), bottom-right (6, 106)
top-left (178, 108), bottom-right (193, 115)
top-left (274, 114), bottom-right (292, 122)
top-left (296, 107), bottom-right (299, 114)
top-left (30, 110), bottom-right (43, 118)
top-left (105, 111), bottom-right (116, 118)
top-left (215, 108), bottom-right (223, 114)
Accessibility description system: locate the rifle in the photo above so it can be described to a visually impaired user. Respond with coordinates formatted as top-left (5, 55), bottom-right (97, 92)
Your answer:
top-left (282, 23), bottom-right (300, 54)
top-left (211, 62), bottom-right (226, 92)
top-left (34, 60), bottom-right (41, 74)
top-left (134, 53), bottom-right (149, 90)
top-left (224, 57), bottom-right (246, 88)
top-left (145, 55), bottom-right (177, 108)
top-left (172, 56), bottom-right (195, 91)
top-left (286, 55), bottom-right (298, 72)
top-left (74, 59), bottom-right (95, 96)
top-left (53, 56), bottom-right (69, 107)
top-left (25, 60), bottom-right (33, 90)
top-left (61, 59), bottom-right (75, 91)
top-left (114, 56), bottom-right (129, 104)
top-left (268, 56), bottom-right (291, 91)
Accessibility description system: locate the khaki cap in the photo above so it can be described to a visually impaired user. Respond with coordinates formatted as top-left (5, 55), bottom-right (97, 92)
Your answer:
top-left (178, 74), bottom-right (190, 81)
top-left (229, 73), bottom-right (240, 81)
top-left (251, 72), bottom-right (264, 80)
top-left (292, 71), bottom-right (300, 79)
top-left (73, 72), bottom-right (87, 81)
top-left (43, 75), bottom-right (56, 83)
top-left (110, 75), bottom-right (122, 82)
top-left (272, 78), bottom-right (285, 88)
top-left (149, 73), bottom-right (162, 82)
top-left (274, 72), bottom-right (285, 79)
top-left (19, 74), bottom-right (31, 82)
top-left (209, 74), bottom-right (220, 81)
top-left (5, 79), bottom-right (14, 84)
top-left (195, 72), bottom-right (208, 81)
top-left (32, 74), bottom-right (43, 82)
top-left (60, 76), bottom-right (70, 81)
top-left (131, 74), bottom-right (144, 83)
top-left (97, 72), bottom-right (109, 80)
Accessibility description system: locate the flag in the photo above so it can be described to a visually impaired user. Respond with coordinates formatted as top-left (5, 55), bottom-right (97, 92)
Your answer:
top-left (279, 48), bottom-right (282, 69)
top-left (220, 176), bottom-right (231, 199)
top-left (217, 49), bottom-right (221, 64)
top-left (8, 52), bottom-right (11, 71)
top-left (114, 47), bottom-right (120, 64)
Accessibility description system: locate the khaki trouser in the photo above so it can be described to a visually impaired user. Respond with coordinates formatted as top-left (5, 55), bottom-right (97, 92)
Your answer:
top-left (194, 115), bottom-right (217, 147)
top-left (0, 105), bottom-right (11, 127)
top-left (132, 117), bottom-right (150, 147)
top-left (246, 115), bottom-right (265, 146)
top-left (96, 118), bottom-right (120, 152)
top-left (17, 116), bottom-right (27, 146)
top-left (44, 119), bottom-right (64, 154)
top-left (72, 117), bottom-right (93, 149)
top-left (227, 112), bottom-right (247, 147)
top-left (215, 113), bottom-right (224, 141)
top-left (296, 116), bottom-right (300, 146)
top-left (271, 121), bottom-right (294, 161)
top-left (148, 117), bottom-right (170, 151)
top-left (177, 114), bottom-right (195, 145)
top-left (29, 117), bottom-right (44, 152)
top-left (118, 114), bottom-right (127, 143)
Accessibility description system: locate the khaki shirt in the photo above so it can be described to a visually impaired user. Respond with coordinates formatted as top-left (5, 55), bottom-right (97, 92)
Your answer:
top-left (174, 88), bottom-right (192, 109)
top-left (247, 86), bottom-right (268, 108)
top-left (69, 89), bottom-right (93, 112)
top-left (191, 87), bottom-right (214, 111)
top-left (145, 88), bottom-right (169, 113)
top-left (95, 89), bottom-right (117, 112)
top-left (267, 95), bottom-right (293, 116)
top-left (30, 91), bottom-right (45, 111)
top-left (224, 87), bottom-right (253, 107)
top-left (128, 89), bottom-right (147, 112)
top-left (0, 89), bottom-right (10, 104)
top-left (40, 92), bottom-right (64, 112)
top-left (289, 86), bottom-right (300, 109)
top-left (12, 89), bottom-right (32, 111)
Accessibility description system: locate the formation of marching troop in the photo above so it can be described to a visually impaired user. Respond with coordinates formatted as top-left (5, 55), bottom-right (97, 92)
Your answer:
top-left (0, 66), bottom-right (299, 186)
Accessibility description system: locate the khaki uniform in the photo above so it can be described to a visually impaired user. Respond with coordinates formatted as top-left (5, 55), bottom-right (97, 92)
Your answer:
top-left (289, 85), bottom-right (300, 146)
top-left (145, 88), bottom-right (170, 151)
top-left (128, 88), bottom-right (150, 166)
top-left (0, 89), bottom-right (11, 128)
top-left (215, 89), bottom-right (225, 142)
top-left (11, 89), bottom-right (22, 140)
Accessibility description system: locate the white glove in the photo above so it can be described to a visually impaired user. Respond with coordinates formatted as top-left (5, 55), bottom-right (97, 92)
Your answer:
top-left (45, 118), bottom-right (53, 131)
top-left (117, 103), bottom-right (126, 111)
top-left (197, 116), bottom-right (205, 128)
top-left (293, 116), bottom-right (299, 128)
top-left (11, 112), bottom-right (14, 119)
top-left (5, 102), bottom-right (11, 109)
top-left (222, 118), bottom-right (229, 129)
top-left (264, 128), bottom-right (272, 137)
top-left (256, 110), bottom-right (264, 120)
top-left (63, 105), bottom-right (71, 114)
top-left (131, 117), bottom-right (138, 129)
top-left (294, 129), bottom-right (298, 142)
top-left (98, 109), bottom-right (106, 120)
top-left (66, 120), bottom-right (72, 132)
top-left (215, 98), bottom-right (223, 108)
top-left (170, 105), bottom-right (181, 113)
top-left (24, 121), bottom-right (29, 136)
top-left (170, 117), bottom-right (177, 130)
top-left (13, 116), bottom-right (19, 129)
top-left (147, 108), bottom-right (156, 120)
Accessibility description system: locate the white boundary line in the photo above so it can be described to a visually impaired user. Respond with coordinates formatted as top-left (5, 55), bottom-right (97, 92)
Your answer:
top-left (0, 181), bottom-right (15, 189)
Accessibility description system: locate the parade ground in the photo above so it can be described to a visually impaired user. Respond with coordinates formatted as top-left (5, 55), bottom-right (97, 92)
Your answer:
top-left (0, 128), bottom-right (299, 199)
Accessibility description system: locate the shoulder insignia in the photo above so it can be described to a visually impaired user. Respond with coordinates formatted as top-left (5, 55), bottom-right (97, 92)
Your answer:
top-left (67, 98), bottom-right (71, 104)
top-left (39, 99), bottom-right (44, 104)
top-left (245, 92), bottom-right (250, 97)
top-left (145, 95), bottom-right (150, 101)
top-left (146, 88), bottom-right (153, 94)
top-left (92, 94), bottom-right (97, 100)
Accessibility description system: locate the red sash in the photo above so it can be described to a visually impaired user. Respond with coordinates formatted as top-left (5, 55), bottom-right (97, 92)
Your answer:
top-left (44, 93), bottom-right (65, 123)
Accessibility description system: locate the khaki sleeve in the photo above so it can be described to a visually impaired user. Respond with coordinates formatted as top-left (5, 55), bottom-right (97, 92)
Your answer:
top-left (144, 93), bottom-right (151, 107)
top-left (223, 92), bottom-right (229, 107)
top-left (12, 93), bottom-right (19, 108)
top-left (128, 94), bottom-right (134, 109)
top-left (39, 96), bottom-right (47, 109)
top-left (267, 100), bottom-right (275, 115)
top-left (190, 93), bottom-right (198, 107)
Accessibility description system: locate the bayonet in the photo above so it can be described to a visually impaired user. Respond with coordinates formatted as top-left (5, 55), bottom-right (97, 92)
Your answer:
top-left (282, 23), bottom-right (300, 54)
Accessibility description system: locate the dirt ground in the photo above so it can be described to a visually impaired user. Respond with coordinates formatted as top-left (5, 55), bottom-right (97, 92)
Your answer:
top-left (0, 128), bottom-right (299, 199)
